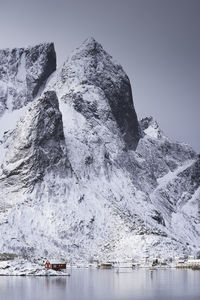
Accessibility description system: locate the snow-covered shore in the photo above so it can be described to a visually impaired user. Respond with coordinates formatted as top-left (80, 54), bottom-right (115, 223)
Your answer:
top-left (0, 259), bottom-right (70, 276)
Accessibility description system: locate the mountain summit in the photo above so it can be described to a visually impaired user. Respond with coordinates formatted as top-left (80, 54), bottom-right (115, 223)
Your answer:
top-left (51, 37), bottom-right (141, 150)
top-left (0, 39), bottom-right (199, 264)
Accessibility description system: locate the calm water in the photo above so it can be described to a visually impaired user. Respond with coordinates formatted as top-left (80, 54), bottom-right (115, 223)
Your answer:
top-left (1, 269), bottom-right (200, 300)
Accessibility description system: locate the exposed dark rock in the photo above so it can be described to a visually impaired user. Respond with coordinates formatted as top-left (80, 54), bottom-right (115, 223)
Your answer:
top-left (0, 43), bottom-right (56, 115)
top-left (0, 91), bottom-right (68, 189)
top-left (151, 210), bottom-right (165, 226)
top-left (59, 37), bottom-right (141, 150)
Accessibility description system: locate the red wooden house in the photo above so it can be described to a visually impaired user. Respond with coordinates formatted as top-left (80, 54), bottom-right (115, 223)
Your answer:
top-left (45, 260), bottom-right (66, 270)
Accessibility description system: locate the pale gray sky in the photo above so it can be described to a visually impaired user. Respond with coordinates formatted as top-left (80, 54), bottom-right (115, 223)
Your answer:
top-left (0, 0), bottom-right (199, 151)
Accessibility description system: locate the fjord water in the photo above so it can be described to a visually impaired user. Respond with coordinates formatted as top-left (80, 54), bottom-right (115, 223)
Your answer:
top-left (1, 269), bottom-right (200, 300)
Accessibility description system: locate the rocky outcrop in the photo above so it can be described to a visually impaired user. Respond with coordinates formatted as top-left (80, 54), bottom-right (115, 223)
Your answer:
top-left (0, 43), bottom-right (56, 116)
top-left (138, 117), bottom-right (196, 175)
top-left (54, 37), bottom-right (141, 150)
top-left (0, 91), bottom-right (67, 190)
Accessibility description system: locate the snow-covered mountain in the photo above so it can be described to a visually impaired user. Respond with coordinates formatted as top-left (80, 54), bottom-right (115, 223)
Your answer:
top-left (0, 38), bottom-right (199, 263)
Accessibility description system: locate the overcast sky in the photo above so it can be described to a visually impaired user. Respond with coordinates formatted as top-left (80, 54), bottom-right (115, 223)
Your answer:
top-left (0, 0), bottom-right (199, 151)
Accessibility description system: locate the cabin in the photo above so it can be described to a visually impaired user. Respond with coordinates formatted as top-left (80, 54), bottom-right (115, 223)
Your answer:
top-left (45, 260), bottom-right (66, 270)
top-left (100, 263), bottom-right (113, 269)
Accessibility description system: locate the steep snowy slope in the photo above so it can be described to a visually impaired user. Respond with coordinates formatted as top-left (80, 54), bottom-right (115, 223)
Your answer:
top-left (0, 43), bottom-right (56, 166)
top-left (0, 91), bottom-right (71, 196)
top-left (0, 38), bottom-right (199, 263)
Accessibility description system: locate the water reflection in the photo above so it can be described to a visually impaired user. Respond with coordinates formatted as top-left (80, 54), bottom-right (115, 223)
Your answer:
top-left (0, 269), bottom-right (200, 300)
top-left (45, 277), bottom-right (67, 290)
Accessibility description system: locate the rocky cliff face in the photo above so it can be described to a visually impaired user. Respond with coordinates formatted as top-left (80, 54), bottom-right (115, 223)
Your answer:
top-left (0, 38), bottom-right (199, 263)
top-left (0, 43), bottom-right (56, 116)
top-left (50, 37), bottom-right (141, 150)
top-left (0, 91), bottom-right (69, 192)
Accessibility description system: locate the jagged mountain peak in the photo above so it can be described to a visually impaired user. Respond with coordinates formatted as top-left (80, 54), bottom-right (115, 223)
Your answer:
top-left (51, 38), bottom-right (141, 150)
top-left (76, 36), bottom-right (104, 53)
top-left (70, 36), bottom-right (114, 62)
top-left (0, 42), bottom-right (56, 116)
top-left (26, 42), bottom-right (55, 50)
top-left (70, 37), bottom-right (117, 68)
top-left (60, 37), bottom-right (125, 86)
top-left (140, 116), bottom-right (164, 139)
top-left (0, 42), bottom-right (54, 52)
